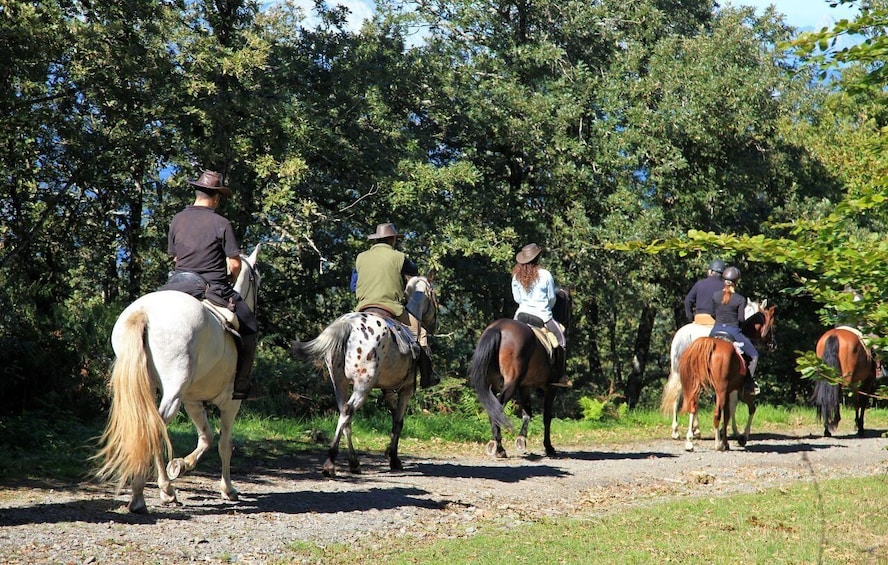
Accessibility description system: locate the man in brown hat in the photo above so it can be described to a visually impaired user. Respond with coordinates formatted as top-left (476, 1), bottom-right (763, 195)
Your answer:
top-left (167, 169), bottom-right (259, 400)
top-left (354, 222), bottom-right (436, 386)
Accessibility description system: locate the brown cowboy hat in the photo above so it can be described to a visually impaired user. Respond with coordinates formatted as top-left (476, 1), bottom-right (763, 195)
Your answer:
top-left (188, 170), bottom-right (232, 197)
top-left (367, 223), bottom-right (404, 240)
top-left (516, 243), bottom-right (543, 264)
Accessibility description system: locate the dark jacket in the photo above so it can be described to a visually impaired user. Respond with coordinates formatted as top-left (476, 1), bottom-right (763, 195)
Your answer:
top-left (684, 275), bottom-right (724, 321)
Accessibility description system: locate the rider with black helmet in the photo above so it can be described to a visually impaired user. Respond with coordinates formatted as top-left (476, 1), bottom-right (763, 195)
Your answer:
top-left (684, 259), bottom-right (725, 325)
top-left (710, 266), bottom-right (759, 395)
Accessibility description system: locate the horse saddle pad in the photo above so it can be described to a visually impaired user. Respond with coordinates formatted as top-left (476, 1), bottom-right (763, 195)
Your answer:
top-left (381, 317), bottom-right (420, 358)
top-left (202, 300), bottom-right (239, 331)
top-left (530, 326), bottom-right (559, 358)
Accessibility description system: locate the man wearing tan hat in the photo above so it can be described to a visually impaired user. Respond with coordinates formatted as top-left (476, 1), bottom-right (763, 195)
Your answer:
top-left (354, 222), bottom-right (436, 387)
top-left (167, 170), bottom-right (259, 400)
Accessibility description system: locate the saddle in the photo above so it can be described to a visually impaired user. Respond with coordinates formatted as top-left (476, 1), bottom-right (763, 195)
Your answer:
top-left (711, 332), bottom-right (749, 376)
top-left (356, 307), bottom-right (420, 359)
top-left (160, 271), bottom-right (240, 332)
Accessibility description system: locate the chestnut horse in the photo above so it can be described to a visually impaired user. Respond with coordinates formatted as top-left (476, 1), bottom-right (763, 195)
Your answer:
top-left (664, 337), bottom-right (743, 452)
top-left (663, 300), bottom-right (776, 446)
top-left (470, 289), bottom-right (572, 458)
top-left (814, 327), bottom-right (877, 437)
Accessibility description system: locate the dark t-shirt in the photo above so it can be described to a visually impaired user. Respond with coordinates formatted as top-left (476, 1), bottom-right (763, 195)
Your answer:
top-left (168, 205), bottom-right (240, 285)
top-left (684, 275), bottom-right (724, 320)
top-left (711, 291), bottom-right (747, 326)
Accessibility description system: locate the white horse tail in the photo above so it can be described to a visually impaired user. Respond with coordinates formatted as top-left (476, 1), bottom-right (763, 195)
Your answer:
top-left (93, 309), bottom-right (172, 489)
top-left (660, 369), bottom-right (683, 416)
top-left (291, 316), bottom-right (352, 368)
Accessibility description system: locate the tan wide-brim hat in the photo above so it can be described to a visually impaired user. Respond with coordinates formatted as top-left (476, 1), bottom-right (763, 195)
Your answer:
top-left (367, 223), bottom-right (404, 240)
top-left (515, 243), bottom-right (543, 264)
top-left (188, 170), bottom-right (232, 197)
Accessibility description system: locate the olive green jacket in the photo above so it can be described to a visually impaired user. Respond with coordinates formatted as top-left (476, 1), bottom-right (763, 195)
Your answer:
top-left (355, 243), bottom-right (408, 316)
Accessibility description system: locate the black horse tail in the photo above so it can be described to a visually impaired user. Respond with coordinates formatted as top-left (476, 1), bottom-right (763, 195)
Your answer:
top-left (469, 326), bottom-right (513, 431)
top-left (814, 335), bottom-right (841, 434)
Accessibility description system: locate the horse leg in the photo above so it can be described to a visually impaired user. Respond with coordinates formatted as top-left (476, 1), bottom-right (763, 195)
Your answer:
top-left (542, 387), bottom-right (556, 457)
top-left (671, 394), bottom-right (681, 440)
top-left (128, 473), bottom-right (149, 514)
top-left (713, 396), bottom-right (729, 452)
top-left (742, 398), bottom-right (756, 446)
top-left (167, 401), bottom-right (212, 481)
top-left (855, 392), bottom-right (867, 437)
top-left (383, 387), bottom-right (413, 471)
top-left (684, 408), bottom-right (697, 452)
top-left (514, 388), bottom-right (532, 453)
top-left (324, 405), bottom-right (353, 478)
top-left (216, 401), bottom-right (240, 500)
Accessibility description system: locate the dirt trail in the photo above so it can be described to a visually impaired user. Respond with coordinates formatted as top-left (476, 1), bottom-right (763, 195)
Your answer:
top-left (1, 428), bottom-right (886, 564)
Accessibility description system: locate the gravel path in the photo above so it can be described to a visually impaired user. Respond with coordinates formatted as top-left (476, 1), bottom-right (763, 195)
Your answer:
top-left (1, 427), bottom-right (886, 564)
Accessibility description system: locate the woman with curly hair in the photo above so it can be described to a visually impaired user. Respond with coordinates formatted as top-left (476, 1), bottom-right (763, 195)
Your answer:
top-left (511, 243), bottom-right (571, 387)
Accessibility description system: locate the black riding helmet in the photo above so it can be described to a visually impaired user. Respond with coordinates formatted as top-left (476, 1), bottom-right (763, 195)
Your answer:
top-left (722, 266), bottom-right (741, 283)
top-left (709, 259), bottom-right (725, 273)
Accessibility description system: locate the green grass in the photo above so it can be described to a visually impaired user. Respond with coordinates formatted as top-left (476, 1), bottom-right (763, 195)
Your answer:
top-left (283, 476), bottom-right (888, 564)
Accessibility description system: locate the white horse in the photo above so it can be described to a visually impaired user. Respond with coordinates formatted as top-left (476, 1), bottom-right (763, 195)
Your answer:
top-left (662, 300), bottom-right (776, 446)
top-left (93, 245), bottom-right (260, 514)
top-left (291, 276), bottom-right (437, 477)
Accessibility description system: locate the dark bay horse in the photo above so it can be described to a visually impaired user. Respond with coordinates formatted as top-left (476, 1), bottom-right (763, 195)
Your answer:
top-left (470, 289), bottom-right (572, 458)
top-left (663, 336), bottom-right (742, 452)
top-left (814, 327), bottom-right (877, 437)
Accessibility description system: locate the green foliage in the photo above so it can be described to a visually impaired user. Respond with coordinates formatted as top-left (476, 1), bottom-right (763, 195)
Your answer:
top-left (578, 395), bottom-right (627, 423)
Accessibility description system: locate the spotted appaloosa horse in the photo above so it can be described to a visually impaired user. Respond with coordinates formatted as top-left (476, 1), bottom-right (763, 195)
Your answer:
top-left (814, 327), bottom-right (878, 437)
top-left (93, 246), bottom-right (260, 514)
top-left (290, 276), bottom-right (437, 477)
top-left (662, 300), bottom-right (776, 447)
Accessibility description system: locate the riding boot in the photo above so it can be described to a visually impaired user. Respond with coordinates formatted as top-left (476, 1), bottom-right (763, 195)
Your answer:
top-left (232, 332), bottom-right (258, 400)
top-left (550, 347), bottom-right (572, 388)
top-left (418, 347), bottom-right (439, 388)
top-left (744, 356), bottom-right (760, 396)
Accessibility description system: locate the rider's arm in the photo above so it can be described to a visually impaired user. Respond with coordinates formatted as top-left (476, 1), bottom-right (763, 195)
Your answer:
top-left (227, 255), bottom-right (242, 284)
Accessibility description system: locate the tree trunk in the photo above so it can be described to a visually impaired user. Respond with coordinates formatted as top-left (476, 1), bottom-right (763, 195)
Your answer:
top-left (625, 304), bottom-right (656, 409)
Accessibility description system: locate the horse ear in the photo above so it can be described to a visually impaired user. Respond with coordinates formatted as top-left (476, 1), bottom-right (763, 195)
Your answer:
top-left (247, 243), bottom-right (261, 265)
top-left (760, 299), bottom-right (767, 309)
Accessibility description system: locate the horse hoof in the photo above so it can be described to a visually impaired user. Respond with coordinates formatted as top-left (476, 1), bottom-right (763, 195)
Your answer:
top-left (222, 489), bottom-right (239, 502)
top-left (670, 430), bottom-right (680, 440)
top-left (515, 437), bottom-right (527, 452)
top-left (128, 499), bottom-right (149, 514)
top-left (389, 460), bottom-right (402, 471)
top-left (322, 462), bottom-right (337, 478)
top-left (166, 459), bottom-right (184, 480)
top-left (737, 437), bottom-right (748, 447)
top-left (545, 448), bottom-right (557, 458)
top-left (684, 441), bottom-right (695, 452)
top-left (485, 441), bottom-right (499, 457)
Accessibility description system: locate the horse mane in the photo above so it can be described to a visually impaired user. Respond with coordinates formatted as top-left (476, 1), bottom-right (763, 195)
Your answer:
top-left (553, 287), bottom-right (572, 332)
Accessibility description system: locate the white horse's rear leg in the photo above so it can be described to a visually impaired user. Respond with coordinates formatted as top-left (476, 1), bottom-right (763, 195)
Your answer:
top-left (167, 401), bottom-right (213, 480)
top-left (217, 400), bottom-right (240, 500)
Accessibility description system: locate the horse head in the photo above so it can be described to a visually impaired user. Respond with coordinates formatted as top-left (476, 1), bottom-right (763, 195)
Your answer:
top-left (405, 274), bottom-right (437, 333)
top-left (744, 299), bottom-right (776, 351)
top-left (234, 244), bottom-right (261, 312)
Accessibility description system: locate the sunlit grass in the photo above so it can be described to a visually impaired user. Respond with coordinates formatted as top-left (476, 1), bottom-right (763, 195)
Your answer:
top-left (282, 476), bottom-right (888, 564)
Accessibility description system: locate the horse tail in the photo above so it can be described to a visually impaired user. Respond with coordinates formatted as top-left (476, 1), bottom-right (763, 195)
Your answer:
top-left (677, 338), bottom-right (717, 413)
top-left (470, 326), bottom-right (513, 431)
top-left (93, 309), bottom-right (172, 489)
top-left (291, 316), bottom-right (352, 369)
top-left (815, 334), bottom-right (842, 433)
top-left (660, 370), bottom-right (683, 416)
